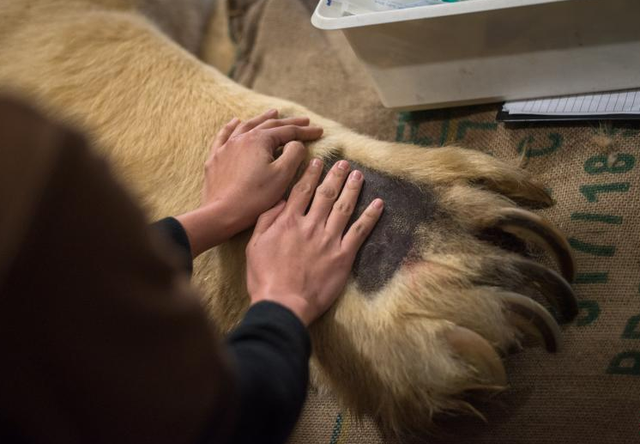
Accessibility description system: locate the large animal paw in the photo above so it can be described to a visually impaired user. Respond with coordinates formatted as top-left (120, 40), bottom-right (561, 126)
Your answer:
top-left (304, 137), bottom-right (577, 437)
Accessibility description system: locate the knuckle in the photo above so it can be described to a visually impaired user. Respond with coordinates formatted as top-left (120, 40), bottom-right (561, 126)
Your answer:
top-left (319, 234), bottom-right (333, 248)
top-left (279, 214), bottom-right (298, 232)
top-left (261, 132), bottom-right (276, 145)
top-left (204, 155), bottom-right (216, 170)
top-left (293, 181), bottom-right (312, 195)
top-left (286, 140), bottom-right (304, 150)
top-left (246, 131), bottom-right (264, 143)
top-left (334, 200), bottom-right (352, 215)
top-left (317, 185), bottom-right (337, 200)
top-left (284, 214), bottom-right (297, 227)
top-left (336, 251), bottom-right (351, 264)
top-left (256, 212), bottom-right (268, 224)
top-left (331, 167), bottom-right (347, 178)
top-left (304, 230), bottom-right (315, 242)
top-left (353, 223), bottom-right (365, 235)
top-left (363, 208), bottom-right (377, 219)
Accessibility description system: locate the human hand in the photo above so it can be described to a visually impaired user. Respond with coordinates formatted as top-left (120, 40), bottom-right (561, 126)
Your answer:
top-left (245, 159), bottom-right (384, 326)
top-left (177, 109), bottom-right (323, 257)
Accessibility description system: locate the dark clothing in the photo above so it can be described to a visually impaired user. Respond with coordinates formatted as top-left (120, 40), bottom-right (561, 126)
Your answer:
top-left (0, 97), bottom-right (310, 444)
top-left (153, 217), bottom-right (195, 275)
top-left (226, 302), bottom-right (310, 444)
top-left (153, 217), bottom-right (311, 444)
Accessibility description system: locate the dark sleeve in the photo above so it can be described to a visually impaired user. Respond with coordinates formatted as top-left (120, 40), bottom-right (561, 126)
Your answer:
top-left (151, 217), bottom-right (193, 275)
top-left (226, 301), bottom-right (311, 444)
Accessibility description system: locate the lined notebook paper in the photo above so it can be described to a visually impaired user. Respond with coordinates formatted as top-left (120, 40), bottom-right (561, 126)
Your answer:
top-left (498, 89), bottom-right (640, 122)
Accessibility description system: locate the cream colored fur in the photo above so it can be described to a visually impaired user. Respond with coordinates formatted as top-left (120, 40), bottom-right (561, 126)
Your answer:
top-left (0, 0), bottom-right (559, 436)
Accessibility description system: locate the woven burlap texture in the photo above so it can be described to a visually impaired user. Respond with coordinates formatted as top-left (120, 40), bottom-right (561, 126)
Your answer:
top-left (230, 1), bottom-right (640, 442)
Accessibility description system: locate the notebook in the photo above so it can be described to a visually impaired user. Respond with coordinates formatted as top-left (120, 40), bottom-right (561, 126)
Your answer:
top-left (497, 89), bottom-right (640, 122)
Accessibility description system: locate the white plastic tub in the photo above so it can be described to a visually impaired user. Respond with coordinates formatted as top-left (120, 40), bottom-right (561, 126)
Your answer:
top-left (312, 0), bottom-right (640, 110)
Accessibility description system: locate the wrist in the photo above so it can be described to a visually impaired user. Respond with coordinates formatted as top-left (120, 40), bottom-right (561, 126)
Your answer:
top-left (175, 201), bottom-right (238, 258)
top-left (250, 292), bottom-right (314, 327)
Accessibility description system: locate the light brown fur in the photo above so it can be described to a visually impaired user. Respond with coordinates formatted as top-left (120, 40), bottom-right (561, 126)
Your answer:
top-left (0, 0), bottom-right (569, 437)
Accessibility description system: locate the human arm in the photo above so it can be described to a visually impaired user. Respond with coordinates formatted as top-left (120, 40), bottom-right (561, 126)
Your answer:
top-left (150, 111), bottom-right (382, 441)
top-left (175, 109), bottom-right (323, 258)
top-left (154, 157), bottom-right (383, 443)
top-left (148, 214), bottom-right (312, 444)
top-left (224, 302), bottom-right (311, 444)
top-left (219, 159), bottom-right (383, 443)
top-left (151, 217), bottom-right (193, 274)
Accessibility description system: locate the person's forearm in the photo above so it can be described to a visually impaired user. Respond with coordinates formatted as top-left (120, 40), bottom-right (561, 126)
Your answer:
top-left (175, 201), bottom-right (238, 258)
top-left (226, 301), bottom-right (311, 444)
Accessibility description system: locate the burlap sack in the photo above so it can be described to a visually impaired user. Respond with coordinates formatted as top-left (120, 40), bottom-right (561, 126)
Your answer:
top-left (230, 1), bottom-right (640, 442)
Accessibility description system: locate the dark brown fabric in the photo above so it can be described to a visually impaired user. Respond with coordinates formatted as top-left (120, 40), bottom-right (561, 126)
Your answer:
top-left (230, 1), bottom-right (640, 443)
top-left (0, 98), bottom-right (237, 444)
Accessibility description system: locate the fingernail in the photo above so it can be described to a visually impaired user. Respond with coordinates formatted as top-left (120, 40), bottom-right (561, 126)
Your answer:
top-left (229, 117), bottom-right (239, 124)
top-left (350, 170), bottom-right (362, 181)
top-left (373, 198), bottom-right (384, 209)
top-left (311, 158), bottom-right (322, 169)
top-left (267, 108), bottom-right (278, 115)
top-left (337, 160), bottom-right (349, 170)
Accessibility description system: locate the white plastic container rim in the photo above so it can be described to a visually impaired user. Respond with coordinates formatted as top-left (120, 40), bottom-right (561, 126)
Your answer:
top-left (312, 0), bottom-right (575, 30)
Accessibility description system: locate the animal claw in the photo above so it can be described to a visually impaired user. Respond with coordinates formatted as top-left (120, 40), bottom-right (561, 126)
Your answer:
top-left (493, 208), bottom-right (575, 283)
top-left (511, 258), bottom-right (578, 323)
top-left (445, 326), bottom-right (507, 387)
top-left (501, 292), bottom-right (562, 353)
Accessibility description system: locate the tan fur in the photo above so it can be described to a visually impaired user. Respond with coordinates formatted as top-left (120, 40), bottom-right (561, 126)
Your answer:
top-left (0, 0), bottom-right (559, 436)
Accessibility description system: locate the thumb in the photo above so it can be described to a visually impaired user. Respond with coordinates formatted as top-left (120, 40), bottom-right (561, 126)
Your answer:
top-left (253, 200), bottom-right (286, 235)
top-left (274, 141), bottom-right (307, 183)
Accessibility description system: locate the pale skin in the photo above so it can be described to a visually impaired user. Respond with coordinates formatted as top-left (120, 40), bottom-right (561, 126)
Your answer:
top-left (176, 110), bottom-right (384, 326)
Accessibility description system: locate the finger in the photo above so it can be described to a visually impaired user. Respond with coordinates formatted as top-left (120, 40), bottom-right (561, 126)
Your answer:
top-left (254, 117), bottom-right (310, 131)
top-left (285, 158), bottom-right (323, 215)
top-left (253, 200), bottom-right (286, 235)
top-left (273, 141), bottom-right (307, 182)
top-left (211, 117), bottom-right (241, 152)
top-left (265, 124), bottom-right (323, 147)
top-left (306, 160), bottom-right (350, 222)
top-left (231, 109), bottom-right (278, 138)
top-left (342, 199), bottom-right (384, 253)
top-left (325, 170), bottom-right (363, 234)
